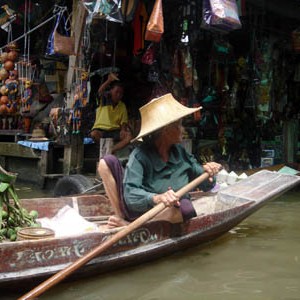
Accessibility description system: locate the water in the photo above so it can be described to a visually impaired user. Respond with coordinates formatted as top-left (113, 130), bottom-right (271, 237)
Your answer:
top-left (3, 187), bottom-right (300, 300)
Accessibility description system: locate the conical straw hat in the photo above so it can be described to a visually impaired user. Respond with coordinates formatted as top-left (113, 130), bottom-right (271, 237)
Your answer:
top-left (133, 93), bottom-right (202, 142)
top-left (29, 128), bottom-right (49, 141)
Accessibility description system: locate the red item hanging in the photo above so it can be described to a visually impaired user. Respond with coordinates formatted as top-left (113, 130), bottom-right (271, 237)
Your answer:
top-left (145, 0), bottom-right (164, 43)
top-left (132, 1), bottom-right (148, 55)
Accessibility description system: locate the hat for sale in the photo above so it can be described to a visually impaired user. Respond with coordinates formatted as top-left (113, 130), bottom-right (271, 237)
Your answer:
top-left (29, 128), bottom-right (49, 141)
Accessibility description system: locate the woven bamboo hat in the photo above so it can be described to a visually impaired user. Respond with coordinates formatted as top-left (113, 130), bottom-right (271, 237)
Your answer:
top-left (29, 128), bottom-right (49, 141)
top-left (133, 93), bottom-right (202, 142)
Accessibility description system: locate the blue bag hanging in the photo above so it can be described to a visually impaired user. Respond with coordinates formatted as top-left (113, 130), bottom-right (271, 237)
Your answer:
top-left (45, 7), bottom-right (72, 57)
top-left (45, 13), bottom-right (61, 56)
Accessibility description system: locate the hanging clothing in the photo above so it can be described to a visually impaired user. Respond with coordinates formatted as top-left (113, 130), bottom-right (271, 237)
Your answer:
top-left (132, 1), bottom-right (148, 55)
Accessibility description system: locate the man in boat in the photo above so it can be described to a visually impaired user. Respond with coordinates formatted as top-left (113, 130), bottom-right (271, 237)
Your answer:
top-left (90, 72), bottom-right (132, 154)
top-left (98, 93), bottom-right (221, 227)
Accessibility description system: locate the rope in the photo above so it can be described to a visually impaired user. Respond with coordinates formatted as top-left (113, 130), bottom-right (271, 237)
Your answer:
top-left (0, 14), bottom-right (57, 52)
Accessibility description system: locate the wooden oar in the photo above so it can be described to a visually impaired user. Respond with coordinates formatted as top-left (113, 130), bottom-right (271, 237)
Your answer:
top-left (19, 172), bottom-right (210, 300)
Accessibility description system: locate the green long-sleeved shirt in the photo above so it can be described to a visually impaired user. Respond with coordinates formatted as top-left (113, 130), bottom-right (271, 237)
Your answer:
top-left (123, 143), bottom-right (215, 215)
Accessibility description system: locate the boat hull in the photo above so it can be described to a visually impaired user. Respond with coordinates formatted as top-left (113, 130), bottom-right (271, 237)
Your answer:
top-left (0, 170), bottom-right (299, 290)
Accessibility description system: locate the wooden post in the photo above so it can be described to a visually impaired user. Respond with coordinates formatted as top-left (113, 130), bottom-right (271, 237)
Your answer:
top-left (66, 1), bottom-right (87, 99)
top-left (62, 1), bottom-right (87, 174)
top-left (283, 119), bottom-right (299, 163)
top-left (63, 135), bottom-right (84, 174)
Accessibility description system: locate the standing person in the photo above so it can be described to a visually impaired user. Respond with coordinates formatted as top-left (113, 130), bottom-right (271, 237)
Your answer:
top-left (98, 93), bottom-right (222, 228)
top-left (90, 73), bottom-right (132, 154)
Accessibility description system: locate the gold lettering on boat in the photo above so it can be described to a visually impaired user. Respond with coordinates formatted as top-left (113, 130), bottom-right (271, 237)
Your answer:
top-left (117, 228), bottom-right (158, 246)
top-left (13, 241), bottom-right (88, 265)
top-left (57, 246), bottom-right (72, 257)
top-left (73, 240), bottom-right (86, 257)
top-left (12, 230), bottom-right (158, 267)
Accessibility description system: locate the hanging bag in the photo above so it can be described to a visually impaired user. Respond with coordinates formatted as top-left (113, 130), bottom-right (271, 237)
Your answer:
top-left (202, 0), bottom-right (241, 33)
top-left (141, 43), bottom-right (156, 65)
top-left (145, 0), bottom-right (164, 43)
top-left (54, 10), bottom-right (75, 56)
top-left (46, 8), bottom-right (75, 57)
top-left (53, 30), bottom-right (75, 56)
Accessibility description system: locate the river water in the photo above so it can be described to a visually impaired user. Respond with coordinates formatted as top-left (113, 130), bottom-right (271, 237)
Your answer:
top-left (3, 187), bottom-right (300, 300)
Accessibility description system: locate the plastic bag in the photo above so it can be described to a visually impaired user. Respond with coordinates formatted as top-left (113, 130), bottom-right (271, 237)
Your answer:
top-left (82, 0), bottom-right (123, 23)
top-left (202, 0), bottom-right (241, 33)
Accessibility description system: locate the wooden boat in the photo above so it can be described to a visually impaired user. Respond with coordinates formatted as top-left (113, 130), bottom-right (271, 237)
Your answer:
top-left (0, 170), bottom-right (299, 291)
top-left (241, 163), bottom-right (299, 176)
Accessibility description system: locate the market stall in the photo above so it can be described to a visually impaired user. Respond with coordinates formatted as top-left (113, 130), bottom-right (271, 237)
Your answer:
top-left (0, 0), bottom-right (300, 185)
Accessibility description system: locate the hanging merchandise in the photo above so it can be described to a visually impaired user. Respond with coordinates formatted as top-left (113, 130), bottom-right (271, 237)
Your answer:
top-left (145, 0), bottom-right (164, 43)
top-left (21, 80), bottom-right (33, 114)
top-left (170, 48), bottom-right (184, 98)
top-left (45, 6), bottom-right (75, 57)
top-left (121, 0), bottom-right (139, 22)
top-left (132, 1), bottom-right (148, 55)
top-left (68, 69), bottom-right (90, 134)
top-left (171, 48), bottom-right (183, 78)
top-left (291, 28), bottom-right (300, 53)
top-left (0, 18), bottom-right (20, 129)
top-left (147, 63), bottom-right (160, 83)
top-left (0, 5), bottom-right (16, 32)
top-left (202, 0), bottom-right (242, 33)
top-left (50, 107), bottom-right (71, 145)
top-left (54, 28), bottom-right (75, 56)
top-left (82, 0), bottom-right (123, 23)
top-left (5, 70), bottom-right (19, 114)
top-left (141, 43), bottom-right (156, 65)
top-left (53, 33), bottom-right (75, 56)
top-left (80, 71), bottom-right (90, 106)
top-left (140, 43), bottom-right (160, 83)
top-left (181, 47), bottom-right (193, 88)
top-left (180, 5), bottom-right (190, 45)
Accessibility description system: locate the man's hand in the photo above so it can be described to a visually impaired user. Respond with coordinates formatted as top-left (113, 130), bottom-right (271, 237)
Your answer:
top-left (203, 162), bottom-right (222, 181)
top-left (120, 126), bottom-right (132, 143)
top-left (108, 72), bottom-right (119, 81)
top-left (98, 73), bottom-right (119, 94)
top-left (153, 189), bottom-right (180, 207)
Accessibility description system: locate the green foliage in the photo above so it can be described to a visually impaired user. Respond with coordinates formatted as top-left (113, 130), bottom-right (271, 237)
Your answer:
top-left (0, 168), bottom-right (39, 242)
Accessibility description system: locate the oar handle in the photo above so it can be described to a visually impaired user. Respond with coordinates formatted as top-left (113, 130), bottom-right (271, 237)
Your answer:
top-left (175, 172), bottom-right (210, 198)
top-left (19, 172), bottom-right (210, 300)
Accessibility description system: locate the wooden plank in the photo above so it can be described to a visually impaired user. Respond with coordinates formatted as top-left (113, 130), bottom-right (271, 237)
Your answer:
top-left (38, 150), bottom-right (49, 177)
top-left (66, 1), bottom-right (88, 102)
top-left (0, 143), bottom-right (40, 159)
top-left (0, 130), bottom-right (23, 143)
top-left (62, 1), bottom-right (87, 173)
top-left (76, 136), bottom-right (84, 172)
top-left (63, 135), bottom-right (84, 174)
top-left (63, 144), bottom-right (72, 174)
top-left (283, 120), bottom-right (298, 163)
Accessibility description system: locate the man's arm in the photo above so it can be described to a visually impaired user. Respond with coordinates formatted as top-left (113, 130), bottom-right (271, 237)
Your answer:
top-left (98, 73), bottom-right (119, 95)
top-left (111, 125), bottom-right (132, 153)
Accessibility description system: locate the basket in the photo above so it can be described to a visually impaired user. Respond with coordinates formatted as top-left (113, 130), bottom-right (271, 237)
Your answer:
top-left (292, 30), bottom-right (300, 52)
top-left (17, 227), bottom-right (55, 240)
